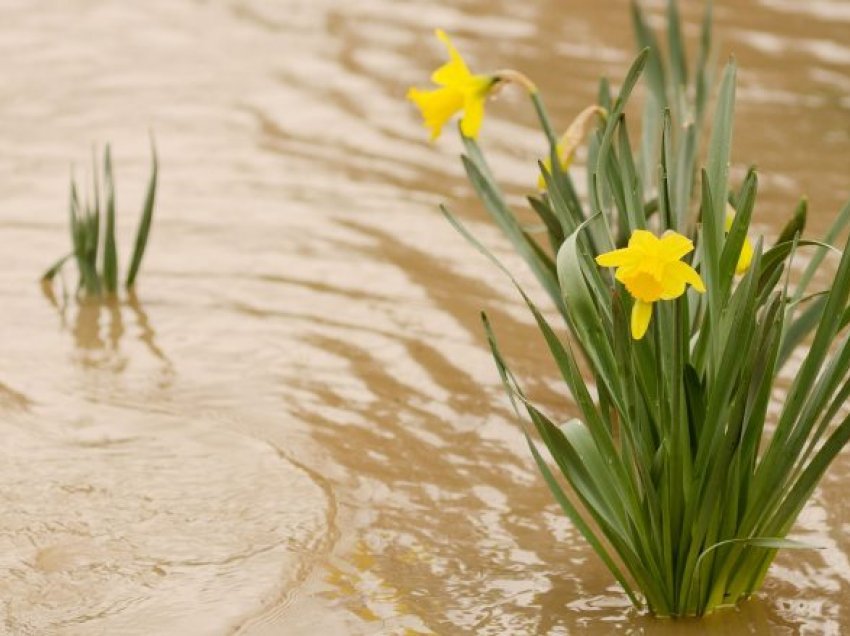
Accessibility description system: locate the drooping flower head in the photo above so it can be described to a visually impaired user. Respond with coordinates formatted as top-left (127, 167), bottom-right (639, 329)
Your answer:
top-left (538, 105), bottom-right (606, 190)
top-left (407, 30), bottom-right (499, 141)
top-left (596, 230), bottom-right (706, 340)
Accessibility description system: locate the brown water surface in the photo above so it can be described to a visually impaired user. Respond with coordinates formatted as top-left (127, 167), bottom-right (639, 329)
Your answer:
top-left (1, 0), bottom-right (849, 634)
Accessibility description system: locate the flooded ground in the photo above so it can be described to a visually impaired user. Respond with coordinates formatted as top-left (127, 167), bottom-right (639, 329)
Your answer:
top-left (0, 0), bottom-right (848, 633)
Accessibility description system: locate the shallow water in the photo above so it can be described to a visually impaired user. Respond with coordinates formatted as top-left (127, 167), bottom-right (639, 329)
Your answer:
top-left (0, 0), bottom-right (848, 634)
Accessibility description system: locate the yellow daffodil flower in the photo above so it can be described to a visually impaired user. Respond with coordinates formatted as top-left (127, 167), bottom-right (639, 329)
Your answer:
top-left (596, 230), bottom-right (706, 340)
top-left (407, 29), bottom-right (498, 141)
top-left (538, 105), bottom-right (606, 190)
top-left (725, 203), bottom-right (754, 275)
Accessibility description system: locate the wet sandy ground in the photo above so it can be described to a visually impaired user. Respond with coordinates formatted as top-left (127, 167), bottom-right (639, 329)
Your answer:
top-left (0, 0), bottom-right (848, 633)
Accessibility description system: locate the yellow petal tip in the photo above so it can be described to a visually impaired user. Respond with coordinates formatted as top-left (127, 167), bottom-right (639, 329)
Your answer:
top-left (631, 301), bottom-right (653, 340)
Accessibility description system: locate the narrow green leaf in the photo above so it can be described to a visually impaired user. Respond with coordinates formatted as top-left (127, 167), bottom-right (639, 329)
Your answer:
top-left (598, 77), bottom-right (612, 112)
top-left (42, 253), bottom-right (73, 282)
top-left (793, 198), bottom-right (850, 301)
top-left (594, 49), bottom-right (650, 251)
top-left (616, 115), bottom-right (645, 232)
top-left (528, 195), bottom-right (565, 253)
top-left (480, 313), bottom-right (643, 607)
top-left (666, 0), bottom-right (688, 89)
top-left (705, 59), bottom-right (737, 264)
top-left (103, 145), bottom-right (119, 294)
top-left (630, 2), bottom-right (666, 108)
top-left (694, 1), bottom-right (714, 123)
top-left (769, 411), bottom-right (850, 536)
top-left (460, 153), bottom-right (564, 315)
top-left (126, 137), bottom-right (159, 290)
top-left (719, 170), bottom-right (757, 295)
top-left (775, 197), bottom-right (807, 246)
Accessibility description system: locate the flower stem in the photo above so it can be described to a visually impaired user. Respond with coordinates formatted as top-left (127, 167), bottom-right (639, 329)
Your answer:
top-left (530, 92), bottom-right (558, 147)
top-left (494, 69), bottom-right (557, 147)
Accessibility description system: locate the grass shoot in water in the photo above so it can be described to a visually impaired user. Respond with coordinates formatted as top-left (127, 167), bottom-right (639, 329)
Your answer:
top-left (42, 140), bottom-right (158, 298)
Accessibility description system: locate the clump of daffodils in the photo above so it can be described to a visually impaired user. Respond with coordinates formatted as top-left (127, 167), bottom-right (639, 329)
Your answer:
top-left (409, 2), bottom-right (850, 619)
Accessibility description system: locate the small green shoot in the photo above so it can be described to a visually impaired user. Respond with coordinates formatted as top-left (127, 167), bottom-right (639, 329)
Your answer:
top-left (42, 140), bottom-right (159, 298)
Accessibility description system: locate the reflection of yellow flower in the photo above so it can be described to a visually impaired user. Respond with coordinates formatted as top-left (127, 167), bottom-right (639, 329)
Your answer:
top-left (596, 230), bottom-right (706, 340)
top-left (725, 204), bottom-right (754, 275)
top-left (406, 30), bottom-right (498, 140)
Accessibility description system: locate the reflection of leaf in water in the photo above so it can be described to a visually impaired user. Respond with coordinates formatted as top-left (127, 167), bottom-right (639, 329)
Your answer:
top-left (126, 291), bottom-right (170, 364)
top-left (41, 290), bottom-right (173, 378)
top-left (0, 382), bottom-right (33, 412)
top-left (73, 299), bottom-right (110, 353)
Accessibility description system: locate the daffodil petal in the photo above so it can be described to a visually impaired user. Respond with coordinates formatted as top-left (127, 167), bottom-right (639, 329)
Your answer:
top-left (725, 204), bottom-right (736, 231)
top-left (432, 29), bottom-right (472, 86)
top-left (549, 139), bottom-right (575, 171)
top-left (659, 266), bottom-right (687, 300)
top-left (560, 149), bottom-right (575, 172)
top-left (407, 86), bottom-right (464, 140)
top-left (659, 231), bottom-right (695, 260)
top-left (628, 230), bottom-right (660, 252)
top-left (460, 93), bottom-right (485, 138)
top-left (737, 235), bottom-right (754, 275)
top-left (631, 300), bottom-right (653, 340)
top-left (724, 203), bottom-right (755, 275)
top-left (665, 260), bottom-right (706, 295)
top-left (558, 112), bottom-right (588, 168)
top-left (596, 248), bottom-right (634, 268)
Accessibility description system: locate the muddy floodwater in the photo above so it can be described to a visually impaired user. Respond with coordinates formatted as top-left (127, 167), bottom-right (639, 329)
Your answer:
top-left (0, 0), bottom-right (849, 634)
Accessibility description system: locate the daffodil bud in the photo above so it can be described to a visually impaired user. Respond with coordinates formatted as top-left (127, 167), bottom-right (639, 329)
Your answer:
top-left (538, 105), bottom-right (607, 190)
top-left (724, 203), bottom-right (755, 275)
